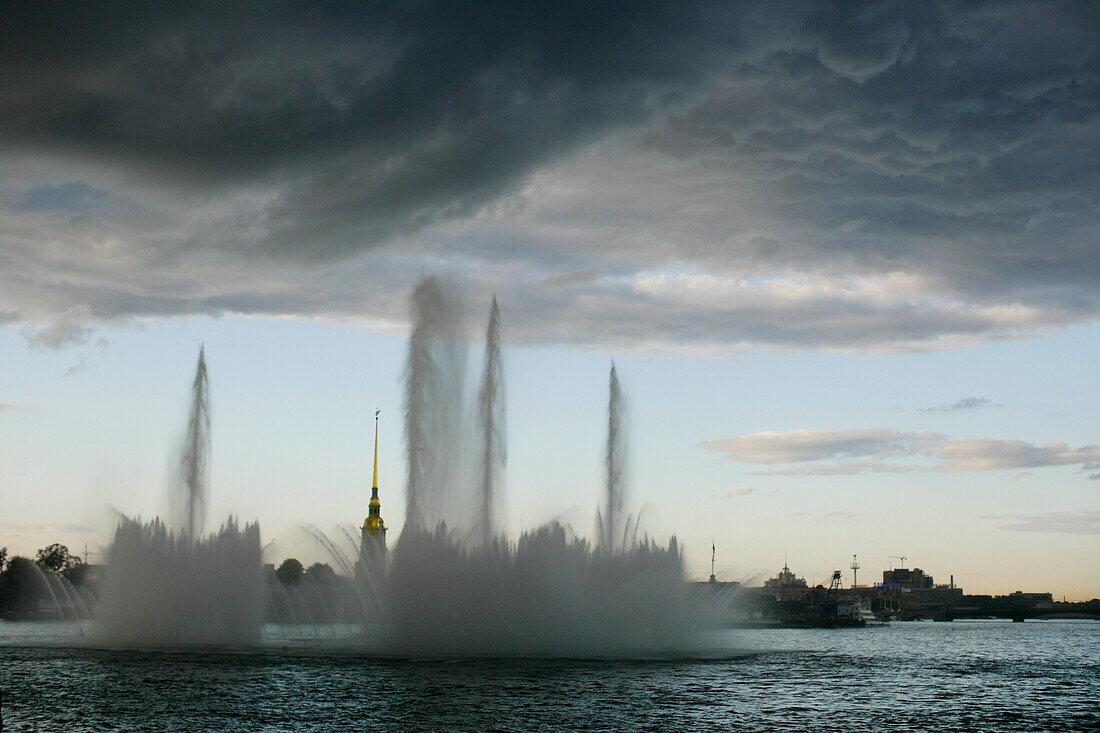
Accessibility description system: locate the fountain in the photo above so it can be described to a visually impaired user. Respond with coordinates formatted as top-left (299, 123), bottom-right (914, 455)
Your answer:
top-left (97, 347), bottom-right (263, 646)
top-left (385, 277), bottom-right (695, 656)
top-left (95, 277), bottom-right (702, 655)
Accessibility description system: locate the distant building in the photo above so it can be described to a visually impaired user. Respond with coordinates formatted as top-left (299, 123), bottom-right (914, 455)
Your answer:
top-left (1002, 591), bottom-right (1054, 609)
top-left (882, 567), bottom-right (934, 589)
top-left (911, 585), bottom-right (964, 608)
top-left (877, 567), bottom-right (963, 612)
top-left (764, 562), bottom-right (809, 601)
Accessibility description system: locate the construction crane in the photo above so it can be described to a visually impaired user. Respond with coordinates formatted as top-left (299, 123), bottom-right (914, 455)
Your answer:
top-left (889, 555), bottom-right (907, 569)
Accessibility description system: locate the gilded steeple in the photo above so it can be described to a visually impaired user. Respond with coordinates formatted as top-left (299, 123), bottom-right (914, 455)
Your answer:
top-left (363, 409), bottom-right (386, 538)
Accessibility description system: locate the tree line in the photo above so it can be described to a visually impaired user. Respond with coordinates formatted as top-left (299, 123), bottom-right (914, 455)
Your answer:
top-left (272, 558), bottom-right (338, 585)
top-left (0, 543), bottom-right (92, 617)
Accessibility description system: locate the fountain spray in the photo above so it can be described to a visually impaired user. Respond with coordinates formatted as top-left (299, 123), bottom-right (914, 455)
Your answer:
top-left (177, 345), bottom-right (209, 538)
top-left (600, 362), bottom-right (626, 552)
top-left (476, 295), bottom-right (505, 546)
top-left (403, 276), bottom-right (469, 534)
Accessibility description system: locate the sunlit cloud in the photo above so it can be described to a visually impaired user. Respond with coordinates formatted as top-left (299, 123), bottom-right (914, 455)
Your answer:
top-left (987, 511), bottom-right (1100, 535)
top-left (705, 429), bottom-right (1100, 476)
top-left (0, 402), bottom-right (42, 411)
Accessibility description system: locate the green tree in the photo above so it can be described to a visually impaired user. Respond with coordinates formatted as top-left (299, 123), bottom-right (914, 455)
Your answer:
top-left (35, 544), bottom-right (75, 574)
top-left (0, 556), bottom-right (46, 614)
top-left (306, 562), bottom-right (338, 585)
top-left (275, 558), bottom-right (304, 585)
top-left (0, 546), bottom-right (7, 573)
top-left (35, 543), bottom-right (86, 584)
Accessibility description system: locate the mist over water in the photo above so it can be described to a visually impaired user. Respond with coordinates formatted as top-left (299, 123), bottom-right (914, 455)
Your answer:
top-left (98, 518), bottom-right (262, 646)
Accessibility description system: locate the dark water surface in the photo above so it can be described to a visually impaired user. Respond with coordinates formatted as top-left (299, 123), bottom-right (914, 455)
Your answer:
top-left (2, 620), bottom-right (1097, 731)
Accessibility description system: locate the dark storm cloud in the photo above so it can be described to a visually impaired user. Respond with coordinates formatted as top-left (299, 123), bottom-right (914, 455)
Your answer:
top-left (1, 0), bottom-right (717, 256)
top-left (1, 1), bottom-right (1098, 351)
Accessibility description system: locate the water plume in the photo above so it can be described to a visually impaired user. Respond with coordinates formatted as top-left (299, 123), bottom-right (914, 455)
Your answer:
top-left (403, 277), bottom-right (469, 534)
top-left (176, 345), bottom-right (209, 538)
top-left (599, 362), bottom-right (626, 552)
top-left (475, 295), bottom-right (505, 546)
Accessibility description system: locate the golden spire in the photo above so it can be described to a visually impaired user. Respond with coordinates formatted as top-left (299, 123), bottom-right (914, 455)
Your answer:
top-left (363, 409), bottom-right (385, 537)
top-left (372, 408), bottom-right (380, 490)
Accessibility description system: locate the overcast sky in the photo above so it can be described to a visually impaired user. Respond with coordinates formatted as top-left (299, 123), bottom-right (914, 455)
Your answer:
top-left (2, 1), bottom-right (1098, 597)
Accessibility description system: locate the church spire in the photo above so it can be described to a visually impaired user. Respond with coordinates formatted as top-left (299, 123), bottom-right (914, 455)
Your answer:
top-left (372, 408), bottom-right (380, 491)
top-left (359, 409), bottom-right (387, 577)
top-left (363, 410), bottom-right (386, 539)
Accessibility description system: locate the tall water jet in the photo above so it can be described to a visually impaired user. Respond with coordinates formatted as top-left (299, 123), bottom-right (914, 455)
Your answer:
top-left (403, 277), bottom-right (469, 534)
top-left (177, 345), bottom-right (210, 538)
top-left (600, 362), bottom-right (626, 552)
top-left (475, 295), bottom-right (505, 546)
top-left (99, 346), bottom-right (262, 646)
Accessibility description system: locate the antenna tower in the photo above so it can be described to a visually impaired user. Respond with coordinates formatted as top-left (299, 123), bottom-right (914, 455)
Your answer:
top-left (850, 554), bottom-right (860, 588)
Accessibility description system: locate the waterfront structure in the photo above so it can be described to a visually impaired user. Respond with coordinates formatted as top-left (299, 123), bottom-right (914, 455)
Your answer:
top-left (882, 567), bottom-right (934, 589)
top-left (876, 566), bottom-right (963, 616)
top-left (764, 562), bottom-right (809, 601)
top-left (358, 410), bottom-right (387, 577)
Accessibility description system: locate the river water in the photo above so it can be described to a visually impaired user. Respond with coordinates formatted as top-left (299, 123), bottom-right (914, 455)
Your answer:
top-left (1, 620), bottom-right (1097, 731)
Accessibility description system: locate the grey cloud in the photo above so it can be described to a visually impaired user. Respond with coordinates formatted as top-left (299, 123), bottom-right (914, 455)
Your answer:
top-left (63, 357), bottom-right (88, 377)
top-left (543, 265), bottom-right (604, 289)
top-left (1, 0), bottom-right (717, 259)
top-left (935, 438), bottom-right (1100, 472)
top-left (704, 429), bottom-right (942, 463)
top-left (707, 428), bottom-right (1100, 475)
top-left (0, 403), bottom-right (41, 411)
top-left (751, 461), bottom-right (921, 477)
top-left (21, 304), bottom-right (95, 350)
top-left (0, 1), bottom-right (1098, 352)
top-left (920, 397), bottom-right (999, 414)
